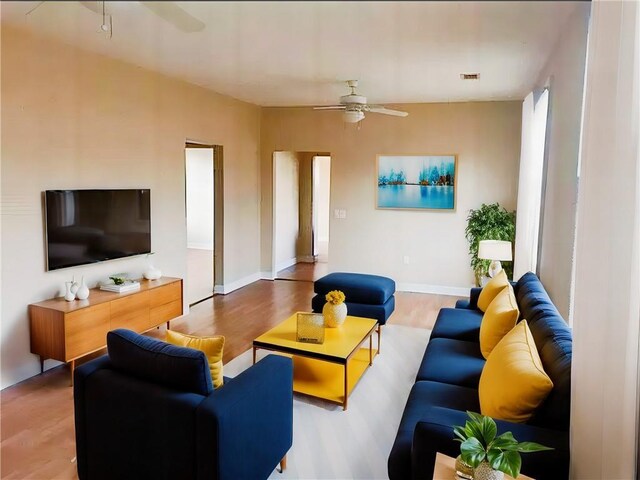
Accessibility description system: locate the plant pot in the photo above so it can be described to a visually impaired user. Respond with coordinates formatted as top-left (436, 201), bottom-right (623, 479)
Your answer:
top-left (322, 302), bottom-right (347, 328)
top-left (474, 461), bottom-right (504, 480)
top-left (455, 455), bottom-right (474, 479)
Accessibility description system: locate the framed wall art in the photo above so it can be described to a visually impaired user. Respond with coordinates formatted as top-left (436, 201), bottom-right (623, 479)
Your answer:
top-left (376, 155), bottom-right (457, 210)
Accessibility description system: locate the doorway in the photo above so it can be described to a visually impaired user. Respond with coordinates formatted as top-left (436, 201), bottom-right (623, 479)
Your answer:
top-left (185, 143), bottom-right (223, 305)
top-left (273, 151), bottom-right (331, 282)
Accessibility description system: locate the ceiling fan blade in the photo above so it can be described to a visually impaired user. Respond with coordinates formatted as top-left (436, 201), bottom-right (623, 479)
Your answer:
top-left (368, 107), bottom-right (409, 117)
top-left (313, 106), bottom-right (346, 110)
top-left (141, 2), bottom-right (205, 33)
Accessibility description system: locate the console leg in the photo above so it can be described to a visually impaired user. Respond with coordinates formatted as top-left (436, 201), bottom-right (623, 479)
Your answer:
top-left (69, 360), bottom-right (75, 387)
top-left (279, 455), bottom-right (287, 473)
top-left (39, 357), bottom-right (44, 374)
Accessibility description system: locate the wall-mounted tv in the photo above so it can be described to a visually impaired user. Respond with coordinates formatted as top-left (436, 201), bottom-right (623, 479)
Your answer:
top-left (44, 189), bottom-right (151, 271)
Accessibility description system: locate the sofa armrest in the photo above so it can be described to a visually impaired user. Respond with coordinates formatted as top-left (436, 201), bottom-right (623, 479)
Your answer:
top-left (411, 406), bottom-right (569, 480)
top-left (195, 355), bottom-right (293, 480)
top-left (457, 287), bottom-right (482, 310)
top-left (73, 355), bottom-right (113, 480)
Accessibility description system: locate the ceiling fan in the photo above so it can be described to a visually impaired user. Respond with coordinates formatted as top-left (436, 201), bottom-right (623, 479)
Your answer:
top-left (313, 80), bottom-right (409, 123)
top-left (26, 1), bottom-right (205, 35)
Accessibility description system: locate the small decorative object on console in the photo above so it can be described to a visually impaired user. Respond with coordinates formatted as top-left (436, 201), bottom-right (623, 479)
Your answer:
top-left (143, 252), bottom-right (162, 280)
top-left (100, 275), bottom-right (140, 293)
top-left (323, 290), bottom-right (347, 328)
top-left (64, 282), bottom-right (76, 302)
top-left (453, 411), bottom-right (552, 479)
top-left (75, 276), bottom-right (90, 300)
top-left (296, 312), bottom-right (325, 344)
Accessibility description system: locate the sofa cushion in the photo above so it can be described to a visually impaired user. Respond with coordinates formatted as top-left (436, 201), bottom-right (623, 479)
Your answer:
top-left (430, 308), bottom-right (483, 342)
top-left (479, 285), bottom-right (519, 359)
top-left (515, 271), bottom-right (557, 322)
top-left (479, 321), bottom-right (553, 423)
top-left (416, 338), bottom-right (485, 388)
top-left (388, 381), bottom-right (479, 480)
top-left (477, 269), bottom-right (509, 312)
top-left (313, 272), bottom-right (395, 305)
top-left (107, 329), bottom-right (213, 396)
top-left (527, 313), bottom-right (572, 430)
top-left (166, 330), bottom-right (225, 388)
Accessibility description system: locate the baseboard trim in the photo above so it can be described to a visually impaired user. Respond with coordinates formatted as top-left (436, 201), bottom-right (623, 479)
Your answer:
top-left (187, 243), bottom-right (214, 251)
top-left (260, 271), bottom-right (275, 281)
top-left (396, 283), bottom-right (470, 297)
top-left (275, 257), bottom-right (297, 273)
top-left (214, 272), bottom-right (262, 295)
top-left (297, 255), bottom-right (316, 263)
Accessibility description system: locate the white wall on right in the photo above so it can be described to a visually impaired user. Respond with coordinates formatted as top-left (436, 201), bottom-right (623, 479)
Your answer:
top-left (534, 2), bottom-right (591, 319)
top-left (186, 148), bottom-right (214, 250)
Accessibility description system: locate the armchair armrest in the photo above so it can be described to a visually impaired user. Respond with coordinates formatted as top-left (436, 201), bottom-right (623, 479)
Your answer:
top-left (73, 355), bottom-right (113, 480)
top-left (411, 406), bottom-right (569, 480)
top-left (195, 355), bottom-right (293, 480)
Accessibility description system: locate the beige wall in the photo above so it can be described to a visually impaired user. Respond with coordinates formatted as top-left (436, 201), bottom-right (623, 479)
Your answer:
top-left (0, 27), bottom-right (261, 388)
top-left (534, 3), bottom-right (590, 319)
top-left (260, 102), bottom-right (522, 291)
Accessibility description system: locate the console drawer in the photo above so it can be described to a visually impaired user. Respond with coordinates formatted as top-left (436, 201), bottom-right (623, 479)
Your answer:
top-left (151, 300), bottom-right (182, 325)
top-left (149, 282), bottom-right (181, 308)
top-left (66, 303), bottom-right (111, 360)
top-left (110, 291), bottom-right (150, 333)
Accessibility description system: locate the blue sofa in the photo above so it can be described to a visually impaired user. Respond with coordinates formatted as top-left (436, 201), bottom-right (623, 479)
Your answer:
top-left (74, 329), bottom-right (293, 480)
top-left (388, 272), bottom-right (572, 479)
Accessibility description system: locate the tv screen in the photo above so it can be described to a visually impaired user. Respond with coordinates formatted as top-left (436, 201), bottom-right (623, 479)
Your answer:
top-left (45, 189), bottom-right (151, 271)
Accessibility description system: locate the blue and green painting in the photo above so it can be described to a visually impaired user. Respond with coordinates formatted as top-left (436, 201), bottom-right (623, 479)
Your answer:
top-left (377, 155), bottom-right (456, 210)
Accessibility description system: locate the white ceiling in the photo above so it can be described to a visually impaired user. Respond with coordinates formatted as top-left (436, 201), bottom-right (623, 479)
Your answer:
top-left (1, 1), bottom-right (581, 106)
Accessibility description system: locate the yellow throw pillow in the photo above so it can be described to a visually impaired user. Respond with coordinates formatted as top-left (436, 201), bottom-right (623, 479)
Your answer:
top-left (479, 320), bottom-right (553, 423)
top-left (479, 285), bottom-right (519, 359)
top-left (477, 269), bottom-right (510, 312)
top-left (166, 330), bottom-right (225, 388)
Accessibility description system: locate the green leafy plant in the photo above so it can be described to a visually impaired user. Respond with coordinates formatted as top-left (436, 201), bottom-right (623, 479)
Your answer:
top-left (109, 276), bottom-right (126, 285)
top-left (453, 411), bottom-right (552, 478)
top-left (465, 203), bottom-right (516, 285)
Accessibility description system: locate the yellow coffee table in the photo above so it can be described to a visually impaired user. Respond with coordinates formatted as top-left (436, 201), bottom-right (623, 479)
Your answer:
top-left (253, 313), bottom-right (378, 410)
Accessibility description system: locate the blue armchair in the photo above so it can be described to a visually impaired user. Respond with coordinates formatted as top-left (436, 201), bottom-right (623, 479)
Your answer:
top-left (74, 329), bottom-right (293, 480)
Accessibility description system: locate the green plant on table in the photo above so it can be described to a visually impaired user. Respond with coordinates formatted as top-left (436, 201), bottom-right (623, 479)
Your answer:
top-left (453, 411), bottom-right (552, 478)
top-left (109, 276), bottom-right (126, 285)
top-left (465, 203), bottom-right (516, 285)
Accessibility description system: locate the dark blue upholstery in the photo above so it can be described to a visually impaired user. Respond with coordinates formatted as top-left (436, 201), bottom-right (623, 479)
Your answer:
top-left (107, 329), bottom-right (213, 396)
top-left (415, 338), bottom-right (484, 388)
top-left (313, 272), bottom-right (395, 305)
top-left (388, 381), bottom-right (479, 480)
top-left (311, 294), bottom-right (395, 325)
top-left (74, 330), bottom-right (293, 480)
top-left (430, 308), bottom-right (483, 342)
top-left (388, 272), bottom-right (572, 480)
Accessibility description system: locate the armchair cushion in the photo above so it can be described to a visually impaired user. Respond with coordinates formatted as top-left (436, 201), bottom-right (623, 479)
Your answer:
top-left (166, 330), bottom-right (225, 388)
top-left (107, 329), bottom-right (213, 396)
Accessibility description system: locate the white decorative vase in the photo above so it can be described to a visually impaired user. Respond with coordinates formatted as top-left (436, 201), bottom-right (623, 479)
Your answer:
top-left (70, 276), bottom-right (79, 295)
top-left (64, 282), bottom-right (76, 302)
top-left (322, 302), bottom-right (347, 328)
top-left (474, 461), bottom-right (504, 480)
top-left (144, 265), bottom-right (162, 280)
top-left (76, 276), bottom-right (90, 300)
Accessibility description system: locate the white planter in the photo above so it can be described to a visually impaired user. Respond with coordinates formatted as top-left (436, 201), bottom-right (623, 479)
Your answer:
top-left (322, 302), bottom-right (347, 328)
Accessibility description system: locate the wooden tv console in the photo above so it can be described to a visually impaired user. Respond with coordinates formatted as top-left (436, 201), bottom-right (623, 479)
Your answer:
top-left (29, 277), bottom-right (183, 383)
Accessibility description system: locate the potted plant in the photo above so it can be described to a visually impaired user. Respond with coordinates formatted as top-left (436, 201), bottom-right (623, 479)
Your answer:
top-left (454, 411), bottom-right (552, 480)
top-left (465, 203), bottom-right (516, 286)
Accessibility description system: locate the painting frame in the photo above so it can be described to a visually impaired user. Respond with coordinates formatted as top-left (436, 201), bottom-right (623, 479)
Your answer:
top-left (376, 154), bottom-right (458, 211)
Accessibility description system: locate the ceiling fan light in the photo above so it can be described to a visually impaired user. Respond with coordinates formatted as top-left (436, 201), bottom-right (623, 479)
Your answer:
top-left (343, 111), bottom-right (364, 123)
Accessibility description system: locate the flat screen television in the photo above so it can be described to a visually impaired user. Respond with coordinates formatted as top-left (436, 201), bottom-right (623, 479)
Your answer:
top-left (44, 189), bottom-right (151, 271)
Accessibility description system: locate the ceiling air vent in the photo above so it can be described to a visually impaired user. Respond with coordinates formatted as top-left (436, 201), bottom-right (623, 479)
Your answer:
top-left (460, 73), bottom-right (480, 80)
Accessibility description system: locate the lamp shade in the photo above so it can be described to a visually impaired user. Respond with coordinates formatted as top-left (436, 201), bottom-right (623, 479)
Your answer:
top-left (478, 240), bottom-right (512, 261)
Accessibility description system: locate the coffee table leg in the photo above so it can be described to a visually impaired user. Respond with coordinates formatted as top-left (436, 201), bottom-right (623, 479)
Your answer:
top-left (252, 346), bottom-right (257, 365)
top-left (369, 334), bottom-right (373, 366)
top-left (343, 363), bottom-right (348, 411)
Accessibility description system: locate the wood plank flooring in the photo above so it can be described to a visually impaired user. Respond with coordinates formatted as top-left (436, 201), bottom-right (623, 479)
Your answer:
top-left (0, 279), bottom-right (462, 479)
top-left (276, 262), bottom-right (329, 282)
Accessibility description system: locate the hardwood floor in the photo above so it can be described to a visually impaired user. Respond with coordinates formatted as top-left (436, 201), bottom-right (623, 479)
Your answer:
top-left (276, 262), bottom-right (329, 282)
top-left (0, 279), bottom-right (462, 479)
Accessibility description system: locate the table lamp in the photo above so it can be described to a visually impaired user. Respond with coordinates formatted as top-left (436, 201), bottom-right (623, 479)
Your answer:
top-left (478, 240), bottom-right (513, 278)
